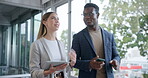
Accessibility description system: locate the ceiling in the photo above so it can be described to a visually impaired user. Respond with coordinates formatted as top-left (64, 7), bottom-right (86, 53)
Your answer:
top-left (0, 3), bottom-right (18, 15)
top-left (0, 3), bottom-right (40, 26)
top-left (0, 0), bottom-right (68, 27)
top-left (0, 3), bottom-right (18, 26)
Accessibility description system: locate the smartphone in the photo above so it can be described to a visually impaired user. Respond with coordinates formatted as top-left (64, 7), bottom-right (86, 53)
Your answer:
top-left (96, 58), bottom-right (105, 62)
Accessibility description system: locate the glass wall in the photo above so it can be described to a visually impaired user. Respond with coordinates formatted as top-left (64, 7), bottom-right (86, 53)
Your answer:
top-left (71, 0), bottom-right (86, 34)
top-left (0, 27), bottom-right (2, 66)
top-left (0, 28), bottom-right (8, 75)
top-left (26, 19), bottom-right (31, 69)
top-left (12, 24), bottom-right (19, 67)
top-left (20, 23), bottom-right (26, 69)
top-left (34, 13), bottom-right (41, 41)
top-left (0, 11), bottom-right (41, 76)
top-left (0, 26), bottom-right (12, 75)
top-left (57, 3), bottom-right (69, 51)
top-left (1, 28), bottom-right (8, 66)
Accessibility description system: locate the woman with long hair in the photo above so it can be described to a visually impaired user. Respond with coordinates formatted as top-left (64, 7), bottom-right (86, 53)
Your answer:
top-left (29, 12), bottom-right (76, 78)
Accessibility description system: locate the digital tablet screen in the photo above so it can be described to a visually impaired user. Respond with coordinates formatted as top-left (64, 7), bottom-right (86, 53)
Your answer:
top-left (43, 61), bottom-right (68, 70)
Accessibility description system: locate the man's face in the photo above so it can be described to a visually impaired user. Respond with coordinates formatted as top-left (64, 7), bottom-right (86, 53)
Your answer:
top-left (83, 7), bottom-right (99, 28)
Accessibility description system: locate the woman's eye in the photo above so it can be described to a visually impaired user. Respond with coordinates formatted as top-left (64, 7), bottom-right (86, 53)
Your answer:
top-left (51, 17), bottom-right (59, 20)
top-left (51, 17), bottom-right (55, 19)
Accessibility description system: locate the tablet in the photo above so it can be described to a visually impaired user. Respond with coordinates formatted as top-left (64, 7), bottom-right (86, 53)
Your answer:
top-left (44, 61), bottom-right (69, 70)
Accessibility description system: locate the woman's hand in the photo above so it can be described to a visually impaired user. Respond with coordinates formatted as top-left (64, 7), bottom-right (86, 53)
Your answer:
top-left (68, 49), bottom-right (76, 67)
top-left (44, 64), bottom-right (67, 76)
top-left (53, 63), bottom-right (68, 71)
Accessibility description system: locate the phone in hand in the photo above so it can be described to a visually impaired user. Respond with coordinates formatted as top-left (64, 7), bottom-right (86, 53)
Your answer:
top-left (96, 58), bottom-right (105, 62)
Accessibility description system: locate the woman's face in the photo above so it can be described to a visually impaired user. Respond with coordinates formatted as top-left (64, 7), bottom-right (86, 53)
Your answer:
top-left (43, 13), bottom-right (60, 32)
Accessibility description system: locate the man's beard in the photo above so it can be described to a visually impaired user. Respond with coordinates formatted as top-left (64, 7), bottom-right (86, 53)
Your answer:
top-left (87, 25), bottom-right (94, 28)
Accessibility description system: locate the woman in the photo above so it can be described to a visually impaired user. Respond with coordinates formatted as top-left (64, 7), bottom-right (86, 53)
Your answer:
top-left (29, 12), bottom-right (76, 78)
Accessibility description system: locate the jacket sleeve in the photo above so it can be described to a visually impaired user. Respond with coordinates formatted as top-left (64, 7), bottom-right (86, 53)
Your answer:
top-left (111, 34), bottom-right (120, 63)
top-left (29, 42), bottom-right (45, 78)
top-left (72, 34), bottom-right (91, 72)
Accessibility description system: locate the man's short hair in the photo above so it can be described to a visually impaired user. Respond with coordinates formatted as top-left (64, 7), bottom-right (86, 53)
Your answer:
top-left (84, 3), bottom-right (99, 13)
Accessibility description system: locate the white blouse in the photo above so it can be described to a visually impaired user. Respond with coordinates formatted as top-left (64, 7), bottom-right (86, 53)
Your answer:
top-left (43, 38), bottom-right (62, 61)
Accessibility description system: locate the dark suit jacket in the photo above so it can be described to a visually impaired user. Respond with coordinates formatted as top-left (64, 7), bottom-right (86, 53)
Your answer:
top-left (72, 27), bottom-right (120, 78)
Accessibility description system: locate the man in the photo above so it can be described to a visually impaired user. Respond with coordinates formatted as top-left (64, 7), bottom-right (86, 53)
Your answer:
top-left (72, 3), bottom-right (120, 78)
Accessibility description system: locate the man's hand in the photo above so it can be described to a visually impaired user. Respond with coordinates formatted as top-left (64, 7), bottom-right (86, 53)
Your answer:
top-left (110, 59), bottom-right (119, 70)
top-left (89, 56), bottom-right (105, 70)
top-left (69, 49), bottom-right (76, 67)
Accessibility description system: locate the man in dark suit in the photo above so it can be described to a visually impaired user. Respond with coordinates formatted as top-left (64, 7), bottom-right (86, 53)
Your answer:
top-left (72, 3), bottom-right (120, 78)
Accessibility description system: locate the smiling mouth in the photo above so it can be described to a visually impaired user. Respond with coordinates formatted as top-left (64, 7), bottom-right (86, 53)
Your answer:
top-left (86, 19), bottom-right (92, 22)
top-left (87, 21), bottom-right (91, 23)
top-left (86, 21), bottom-right (92, 24)
top-left (55, 24), bottom-right (59, 26)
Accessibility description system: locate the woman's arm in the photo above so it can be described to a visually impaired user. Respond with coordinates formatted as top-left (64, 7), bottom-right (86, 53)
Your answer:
top-left (29, 42), bottom-right (45, 78)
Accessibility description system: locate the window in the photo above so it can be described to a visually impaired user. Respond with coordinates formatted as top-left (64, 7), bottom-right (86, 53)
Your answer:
top-left (57, 3), bottom-right (68, 51)
top-left (34, 13), bottom-right (41, 41)
top-left (20, 23), bottom-right (26, 68)
top-left (71, 0), bottom-right (86, 34)
top-left (26, 19), bottom-right (31, 68)
top-left (12, 24), bottom-right (19, 66)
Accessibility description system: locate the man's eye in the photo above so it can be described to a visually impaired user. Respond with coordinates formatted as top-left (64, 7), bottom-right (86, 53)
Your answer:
top-left (89, 13), bottom-right (94, 16)
top-left (83, 13), bottom-right (94, 17)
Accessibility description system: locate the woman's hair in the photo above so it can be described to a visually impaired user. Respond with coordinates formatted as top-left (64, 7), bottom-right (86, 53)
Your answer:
top-left (37, 12), bottom-right (54, 39)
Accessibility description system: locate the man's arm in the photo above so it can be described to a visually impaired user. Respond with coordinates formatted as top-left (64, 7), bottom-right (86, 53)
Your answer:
top-left (110, 34), bottom-right (120, 70)
top-left (72, 34), bottom-right (92, 72)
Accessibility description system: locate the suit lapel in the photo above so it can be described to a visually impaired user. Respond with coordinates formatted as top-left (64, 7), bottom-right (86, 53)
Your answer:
top-left (101, 28), bottom-right (107, 58)
top-left (101, 28), bottom-right (106, 47)
top-left (40, 38), bottom-right (53, 60)
top-left (83, 28), bottom-right (96, 53)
